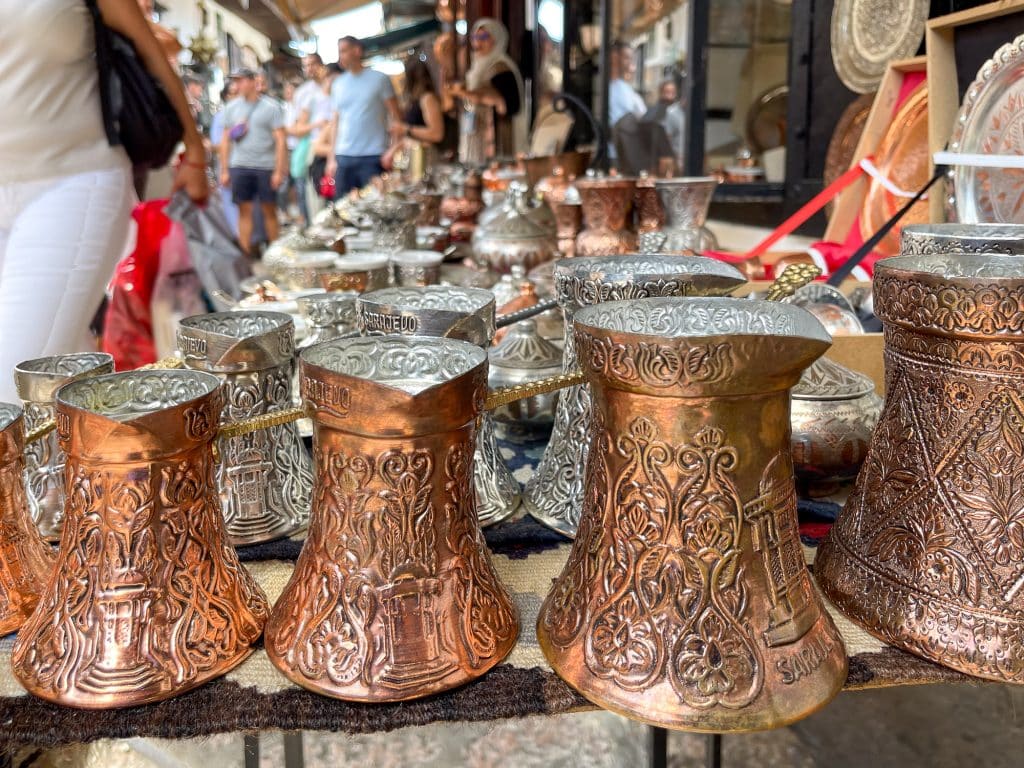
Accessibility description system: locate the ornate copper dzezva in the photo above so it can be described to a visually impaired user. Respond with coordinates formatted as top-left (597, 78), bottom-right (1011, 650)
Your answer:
top-left (816, 253), bottom-right (1024, 683)
top-left (538, 297), bottom-right (847, 731)
top-left (0, 403), bottom-right (55, 635)
top-left (575, 177), bottom-right (639, 257)
top-left (267, 337), bottom-right (517, 701)
top-left (12, 370), bottom-right (269, 708)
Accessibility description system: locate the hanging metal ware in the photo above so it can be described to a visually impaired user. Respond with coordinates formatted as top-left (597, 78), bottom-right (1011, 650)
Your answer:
top-left (14, 352), bottom-right (114, 541)
top-left (0, 403), bottom-right (56, 635)
top-left (12, 370), bottom-right (269, 708)
top-left (266, 336), bottom-right (518, 701)
top-left (356, 286), bottom-right (519, 525)
top-left (523, 255), bottom-right (747, 538)
top-left (178, 311), bottom-right (313, 546)
top-left (538, 296), bottom-right (847, 731)
top-left (816, 253), bottom-right (1024, 683)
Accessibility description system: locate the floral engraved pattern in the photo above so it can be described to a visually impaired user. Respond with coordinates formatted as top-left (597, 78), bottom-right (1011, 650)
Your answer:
top-left (874, 273), bottom-right (1024, 336)
top-left (569, 419), bottom-right (763, 708)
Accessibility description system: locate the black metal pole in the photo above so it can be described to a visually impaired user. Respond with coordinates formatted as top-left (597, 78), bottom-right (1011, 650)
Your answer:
top-left (597, 0), bottom-right (612, 169)
top-left (705, 733), bottom-right (723, 768)
top-left (649, 725), bottom-right (669, 768)
top-left (684, 0), bottom-right (709, 176)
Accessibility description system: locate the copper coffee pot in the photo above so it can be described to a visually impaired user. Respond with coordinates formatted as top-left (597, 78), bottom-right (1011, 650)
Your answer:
top-left (12, 369), bottom-right (269, 708)
top-left (538, 296), bottom-right (847, 731)
top-left (816, 253), bottom-right (1024, 683)
top-left (574, 176), bottom-right (638, 256)
top-left (266, 336), bottom-right (518, 701)
top-left (0, 403), bottom-right (55, 635)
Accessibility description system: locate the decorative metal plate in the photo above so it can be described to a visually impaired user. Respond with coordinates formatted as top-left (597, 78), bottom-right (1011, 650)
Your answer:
top-left (824, 92), bottom-right (875, 214)
top-left (859, 82), bottom-right (930, 256)
top-left (949, 34), bottom-right (1024, 224)
top-left (830, 0), bottom-right (928, 94)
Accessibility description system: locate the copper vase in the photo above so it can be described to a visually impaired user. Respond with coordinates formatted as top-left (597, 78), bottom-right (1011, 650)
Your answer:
top-left (12, 370), bottom-right (269, 708)
top-left (538, 297), bottom-right (847, 731)
top-left (575, 177), bottom-right (638, 257)
top-left (14, 353), bottom-right (114, 541)
top-left (267, 336), bottom-right (518, 701)
top-left (356, 286), bottom-right (519, 526)
top-left (0, 403), bottom-right (56, 635)
top-left (178, 311), bottom-right (313, 546)
top-left (816, 253), bottom-right (1024, 683)
top-left (523, 255), bottom-right (747, 538)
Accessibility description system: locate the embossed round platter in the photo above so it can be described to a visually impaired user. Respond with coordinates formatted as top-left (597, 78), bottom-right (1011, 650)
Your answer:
top-left (859, 82), bottom-right (930, 256)
top-left (824, 92), bottom-right (875, 214)
top-left (949, 34), bottom-right (1024, 224)
top-left (830, 0), bottom-right (928, 93)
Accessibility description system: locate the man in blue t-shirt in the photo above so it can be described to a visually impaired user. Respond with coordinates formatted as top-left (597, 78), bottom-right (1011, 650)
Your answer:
top-left (325, 36), bottom-right (401, 196)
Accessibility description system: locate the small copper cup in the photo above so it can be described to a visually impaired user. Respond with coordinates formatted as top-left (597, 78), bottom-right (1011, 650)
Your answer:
top-left (12, 370), bottom-right (269, 709)
top-left (14, 353), bottom-right (114, 541)
top-left (575, 177), bottom-right (638, 257)
top-left (267, 336), bottom-right (518, 701)
top-left (0, 403), bottom-right (55, 635)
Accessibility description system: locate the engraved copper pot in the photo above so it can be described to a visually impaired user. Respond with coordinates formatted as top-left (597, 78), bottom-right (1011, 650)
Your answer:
top-left (654, 177), bottom-right (719, 253)
top-left (267, 336), bottom-right (518, 701)
top-left (355, 287), bottom-right (519, 525)
top-left (523, 255), bottom-right (747, 538)
top-left (13, 370), bottom-right (269, 708)
top-left (0, 403), bottom-right (56, 635)
top-left (816, 253), bottom-right (1024, 683)
top-left (178, 312), bottom-right (313, 546)
top-left (575, 177), bottom-right (638, 257)
top-left (441, 170), bottom-right (484, 243)
top-left (538, 297), bottom-right (847, 731)
top-left (900, 223), bottom-right (1024, 255)
top-left (14, 352), bottom-right (114, 541)
top-left (634, 174), bottom-right (666, 235)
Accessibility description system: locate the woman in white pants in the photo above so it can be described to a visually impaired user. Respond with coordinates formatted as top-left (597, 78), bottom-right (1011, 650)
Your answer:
top-left (0, 0), bottom-right (208, 402)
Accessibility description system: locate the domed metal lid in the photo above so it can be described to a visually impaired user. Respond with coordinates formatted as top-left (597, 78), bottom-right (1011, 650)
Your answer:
top-left (792, 357), bottom-right (874, 400)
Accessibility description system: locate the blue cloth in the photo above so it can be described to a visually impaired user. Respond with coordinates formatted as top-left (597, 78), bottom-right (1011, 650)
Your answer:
top-left (334, 155), bottom-right (384, 197)
top-left (330, 69), bottom-right (395, 157)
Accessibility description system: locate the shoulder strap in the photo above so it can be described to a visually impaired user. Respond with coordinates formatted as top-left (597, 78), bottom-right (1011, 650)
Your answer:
top-left (83, 0), bottom-right (120, 147)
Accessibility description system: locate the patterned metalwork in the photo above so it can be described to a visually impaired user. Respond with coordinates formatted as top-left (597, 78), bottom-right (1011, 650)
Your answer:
top-left (12, 370), bottom-right (268, 708)
top-left (653, 177), bottom-right (718, 254)
top-left (817, 253), bottom-right (1024, 683)
top-left (356, 287), bottom-right (518, 525)
top-left (14, 353), bottom-right (114, 541)
top-left (267, 337), bottom-right (517, 701)
top-left (178, 311), bottom-right (312, 546)
top-left (537, 297), bottom-right (846, 731)
top-left (901, 223), bottom-right (1024, 255)
top-left (830, 0), bottom-right (929, 93)
top-left (574, 177), bottom-right (639, 257)
top-left (523, 256), bottom-right (747, 538)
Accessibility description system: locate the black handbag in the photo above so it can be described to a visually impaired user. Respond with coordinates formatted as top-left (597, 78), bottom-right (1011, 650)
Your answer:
top-left (84, 0), bottom-right (184, 168)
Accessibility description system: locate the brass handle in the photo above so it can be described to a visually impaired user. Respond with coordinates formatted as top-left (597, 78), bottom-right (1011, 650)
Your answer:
top-left (483, 370), bottom-right (585, 411)
top-left (494, 297), bottom-right (559, 329)
top-left (764, 263), bottom-right (822, 302)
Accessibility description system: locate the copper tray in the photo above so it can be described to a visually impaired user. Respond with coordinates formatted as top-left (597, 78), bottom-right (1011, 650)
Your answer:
top-left (859, 82), bottom-right (929, 256)
top-left (949, 34), bottom-right (1024, 224)
top-left (824, 92), bottom-right (875, 215)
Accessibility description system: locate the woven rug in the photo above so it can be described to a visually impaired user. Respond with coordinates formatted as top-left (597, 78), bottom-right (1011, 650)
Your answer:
top-left (0, 439), bottom-right (976, 748)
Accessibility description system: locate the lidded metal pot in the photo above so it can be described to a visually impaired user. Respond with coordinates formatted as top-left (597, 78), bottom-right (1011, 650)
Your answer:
top-left (523, 255), bottom-right (748, 538)
top-left (266, 336), bottom-right (518, 701)
top-left (817, 253), bottom-right (1024, 684)
top-left (356, 286), bottom-right (520, 525)
top-left (12, 370), bottom-right (269, 708)
top-left (472, 183), bottom-right (559, 275)
top-left (538, 297), bottom-right (847, 731)
top-left (14, 352), bottom-right (114, 541)
top-left (488, 319), bottom-right (563, 442)
top-left (178, 311), bottom-right (313, 546)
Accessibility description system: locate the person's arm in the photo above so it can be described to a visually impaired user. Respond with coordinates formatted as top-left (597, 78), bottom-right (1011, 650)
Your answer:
top-left (287, 106), bottom-right (313, 138)
top-left (324, 113), bottom-right (339, 179)
top-left (97, 0), bottom-right (208, 203)
top-left (272, 127), bottom-right (287, 189)
top-left (218, 125), bottom-right (230, 187)
top-left (405, 93), bottom-right (445, 145)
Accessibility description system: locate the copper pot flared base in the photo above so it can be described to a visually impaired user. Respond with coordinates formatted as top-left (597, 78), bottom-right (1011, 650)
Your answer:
top-left (817, 533), bottom-right (1024, 684)
top-left (538, 612), bottom-right (846, 732)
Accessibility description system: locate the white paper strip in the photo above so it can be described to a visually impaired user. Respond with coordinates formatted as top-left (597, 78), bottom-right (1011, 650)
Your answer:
top-left (933, 151), bottom-right (1024, 169)
top-left (859, 158), bottom-right (927, 200)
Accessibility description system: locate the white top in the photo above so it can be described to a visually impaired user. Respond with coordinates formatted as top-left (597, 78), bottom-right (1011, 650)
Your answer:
top-left (330, 68), bottom-right (395, 157)
top-left (609, 78), bottom-right (646, 127)
top-left (0, 0), bottom-right (127, 183)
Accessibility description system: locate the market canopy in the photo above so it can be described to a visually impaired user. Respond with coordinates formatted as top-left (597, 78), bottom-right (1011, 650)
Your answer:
top-left (273, 0), bottom-right (379, 24)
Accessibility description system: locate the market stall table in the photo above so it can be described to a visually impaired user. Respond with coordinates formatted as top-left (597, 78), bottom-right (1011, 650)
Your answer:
top-left (0, 439), bottom-right (976, 750)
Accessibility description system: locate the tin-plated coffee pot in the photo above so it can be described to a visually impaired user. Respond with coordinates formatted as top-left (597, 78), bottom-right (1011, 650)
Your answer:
top-left (538, 297), bottom-right (847, 731)
top-left (178, 311), bottom-right (313, 545)
top-left (266, 336), bottom-right (518, 701)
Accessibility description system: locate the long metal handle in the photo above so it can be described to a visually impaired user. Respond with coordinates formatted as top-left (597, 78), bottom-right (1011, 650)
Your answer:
top-left (494, 297), bottom-right (559, 328)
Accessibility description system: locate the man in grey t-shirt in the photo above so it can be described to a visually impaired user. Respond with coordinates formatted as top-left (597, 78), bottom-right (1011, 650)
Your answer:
top-left (324, 36), bottom-right (400, 196)
top-left (218, 68), bottom-right (286, 254)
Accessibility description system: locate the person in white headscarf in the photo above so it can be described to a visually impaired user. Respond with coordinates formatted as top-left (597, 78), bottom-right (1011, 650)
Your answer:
top-left (451, 18), bottom-right (525, 165)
